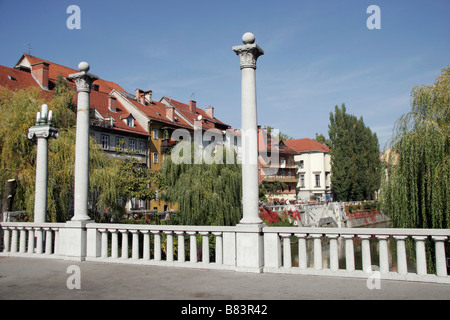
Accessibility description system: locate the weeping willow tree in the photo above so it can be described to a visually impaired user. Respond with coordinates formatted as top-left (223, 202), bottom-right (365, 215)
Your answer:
top-left (0, 82), bottom-right (123, 222)
top-left (382, 66), bottom-right (449, 229)
top-left (159, 141), bottom-right (242, 226)
top-left (381, 67), bottom-right (449, 272)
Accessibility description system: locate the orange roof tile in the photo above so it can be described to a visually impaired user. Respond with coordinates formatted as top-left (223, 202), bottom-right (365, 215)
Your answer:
top-left (284, 138), bottom-right (330, 153)
top-left (16, 54), bottom-right (126, 94)
top-left (161, 97), bottom-right (229, 131)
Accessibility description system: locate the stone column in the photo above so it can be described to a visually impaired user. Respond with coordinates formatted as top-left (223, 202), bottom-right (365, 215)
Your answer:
top-left (28, 104), bottom-right (58, 223)
top-left (59, 62), bottom-right (98, 261)
top-left (233, 33), bottom-right (265, 272)
top-left (69, 62), bottom-right (98, 221)
top-left (233, 32), bottom-right (264, 225)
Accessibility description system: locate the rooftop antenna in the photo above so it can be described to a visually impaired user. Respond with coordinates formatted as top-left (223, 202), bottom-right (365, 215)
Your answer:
top-left (25, 43), bottom-right (32, 55)
top-left (190, 91), bottom-right (195, 101)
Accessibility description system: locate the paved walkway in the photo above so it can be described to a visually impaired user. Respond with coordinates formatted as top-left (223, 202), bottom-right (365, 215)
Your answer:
top-left (1, 256), bottom-right (449, 301)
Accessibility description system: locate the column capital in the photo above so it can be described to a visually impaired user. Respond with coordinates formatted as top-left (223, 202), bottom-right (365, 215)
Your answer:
top-left (28, 125), bottom-right (59, 140)
top-left (69, 71), bottom-right (99, 93)
top-left (232, 33), bottom-right (264, 69)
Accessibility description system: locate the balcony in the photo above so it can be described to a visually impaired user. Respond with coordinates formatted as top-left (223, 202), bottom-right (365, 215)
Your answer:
top-left (90, 118), bottom-right (113, 129)
top-left (261, 175), bottom-right (298, 183)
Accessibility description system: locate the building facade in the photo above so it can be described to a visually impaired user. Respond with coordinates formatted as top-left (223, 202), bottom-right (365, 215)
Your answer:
top-left (284, 138), bottom-right (331, 202)
top-left (258, 128), bottom-right (298, 201)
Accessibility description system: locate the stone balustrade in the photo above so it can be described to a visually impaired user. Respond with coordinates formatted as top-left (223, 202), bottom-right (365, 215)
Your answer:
top-left (1, 222), bottom-right (449, 283)
top-left (263, 226), bottom-right (450, 283)
top-left (1, 222), bottom-right (65, 257)
top-left (84, 224), bottom-right (238, 270)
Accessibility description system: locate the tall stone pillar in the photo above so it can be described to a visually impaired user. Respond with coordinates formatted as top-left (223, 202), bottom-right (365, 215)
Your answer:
top-left (233, 32), bottom-right (265, 273)
top-left (59, 62), bottom-right (97, 261)
top-left (69, 62), bottom-right (98, 221)
top-left (28, 104), bottom-right (58, 223)
top-left (233, 32), bottom-right (264, 225)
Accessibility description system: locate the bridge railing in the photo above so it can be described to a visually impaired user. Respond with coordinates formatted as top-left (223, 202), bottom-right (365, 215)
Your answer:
top-left (84, 223), bottom-right (238, 270)
top-left (0, 222), bottom-right (66, 257)
top-left (263, 226), bottom-right (449, 283)
top-left (1, 222), bottom-right (449, 283)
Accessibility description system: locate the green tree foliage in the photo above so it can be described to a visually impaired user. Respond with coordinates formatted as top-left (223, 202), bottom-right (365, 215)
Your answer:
top-left (382, 67), bottom-right (449, 230)
top-left (0, 79), bottom-right (126, 222)
top-left (314, 133), bottom-right (331, 147)
top-left (328, 104), bottom-right (382, 201)
top-left (159, 142), bottom-right (242, 226)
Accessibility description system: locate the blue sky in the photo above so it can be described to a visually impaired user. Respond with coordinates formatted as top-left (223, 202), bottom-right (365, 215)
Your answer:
top-left (1, 0), bottom-right (449, 149)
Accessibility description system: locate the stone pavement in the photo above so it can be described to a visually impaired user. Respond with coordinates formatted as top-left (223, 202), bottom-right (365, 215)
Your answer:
top-left (0, 256), bottom-right (449, 302)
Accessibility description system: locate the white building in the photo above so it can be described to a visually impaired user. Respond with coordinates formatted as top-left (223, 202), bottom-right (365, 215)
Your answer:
top-left (284, 138), bottom-right (331, 202)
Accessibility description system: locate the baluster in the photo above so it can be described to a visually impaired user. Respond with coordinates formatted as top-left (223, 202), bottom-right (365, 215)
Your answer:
top-left (3, 227), bottom-right (11, 252)
top-left (376, 235), bottom-right (390, 273)
top-left (359, 235), bottom-right (372, 273)
top-left (35, 227), bottom-right (43, 254)
top-left (142, 230), bottom-right (150, 261)
top-left (199, 232), bottom-right (209, 264)
top-left (393, 235), bottom-right (408, 275)
top-left (327, 234), bottom-right (339, 272)
top-left (432, 236), bottom-right (448, 277)
top-left (131, 230), bottom-right (139, 260)
top-left (11, 227), bottom-right (18, 253)
top-left (213, 232), bottom-right (223, 265)
top-left (187, 231), bottom-right (197, 263)
top-left (110, 229), bottom-right (119, 259)
top-left (165, 231), bottom-right (174, 262)
top-left (151, 230), bottom-right (161, 261)
top-left (119, 229), bottom-right (129, 259)
top-left (19, 227), bottom-right (27, 253)
top-left (99, 229), bottom-right (108, 258)
top-left (295, 233), bottom-right (307, 270)
top-left (26, 227), bottom-right (34, 254)
top-left (280, 233), bottom-right (292, 268)
top-left (311, 234), bottom-right (323, 270)
top-left (175, 231), bottom-right (185, 263)
top-left (342, 234), bottom-right (355, 272)
top-left (44, 227), bottom-right (53, 254)
top-left (412, 236), bottom-right (427, 276)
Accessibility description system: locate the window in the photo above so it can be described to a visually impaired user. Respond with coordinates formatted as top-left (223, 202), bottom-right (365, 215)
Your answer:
top-left (299, 160), bottom-right (304, 169)
top-left (153, 129), bottom-right (159, 140)
top-left (129, 139), bottom-right (136, 151)
top-left (116, 136), bottom-right (125, 150)
top-left (138, 140), bottom-right (146, 154)
top-left (126, 117), bottom-right (134, 127)
top-left (153, 152), bottom-right (159, 164)
top-left (315, 174), bottom-right (321, 187)
top-left (300, 174), bottom-right (305, 188)
top-left (101, 134), bottom-right (110, 150)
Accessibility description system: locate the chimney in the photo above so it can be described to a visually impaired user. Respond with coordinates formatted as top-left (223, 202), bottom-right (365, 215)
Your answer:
top-left (205, 106), bottom-right (214, 118)
top-left (189, 100), bottom-right (196, 113)
top-left (108, 96), bottom-right (117, 112)
top-left (166, 105), bottom-right (174, 121)
top-left (31, 62), bottom-right (49, 90)
top-left (135, 88), bottom-right (146, 105)
top-left (144, 90), bottom-right (153, 104)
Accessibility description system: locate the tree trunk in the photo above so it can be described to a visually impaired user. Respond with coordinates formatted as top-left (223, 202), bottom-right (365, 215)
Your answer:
top-left (1, 179), bottom-right (17, 221)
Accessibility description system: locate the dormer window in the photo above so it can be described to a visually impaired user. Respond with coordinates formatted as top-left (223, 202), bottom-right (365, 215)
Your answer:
top-left (123, 114), bottom-right (135, 127)
top-left (127, 117), bottom-right (134, 127)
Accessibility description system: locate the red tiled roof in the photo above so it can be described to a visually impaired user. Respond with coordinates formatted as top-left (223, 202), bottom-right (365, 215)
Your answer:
top-left (116, 92), bottom-right (193, 130)
top-left (0, 65), bottom-right (40, 91)
top-left (284, 138), bottom-right (330, 153)
top-left (16, 54), bottom-right (126, 94)
top-left (1, 56), bottom-right (147, 137)
top-left (161, 97), bottom-right (229, 131)
top-left (90, 90), bottom-right (148, 136)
